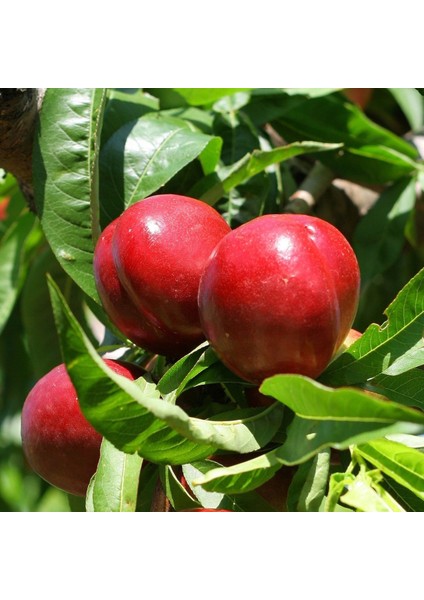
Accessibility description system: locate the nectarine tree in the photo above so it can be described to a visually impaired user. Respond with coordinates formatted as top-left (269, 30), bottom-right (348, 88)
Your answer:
top-left (0, 87), bottom-right (424, 512)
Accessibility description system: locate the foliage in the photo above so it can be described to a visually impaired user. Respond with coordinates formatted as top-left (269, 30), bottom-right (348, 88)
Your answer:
top-left (1, 87), bottom-right (424, 511)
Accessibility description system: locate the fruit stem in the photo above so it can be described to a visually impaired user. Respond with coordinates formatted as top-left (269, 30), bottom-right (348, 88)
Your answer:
top-left (284, 162), bottom-right (334, 214)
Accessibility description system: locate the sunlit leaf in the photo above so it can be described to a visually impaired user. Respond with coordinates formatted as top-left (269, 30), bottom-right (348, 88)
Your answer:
top-left (321, 267), bottom-right (424, 385)
top-left (33, 88), bottom-right (107, 301)
top-left (88, 438), bottom-right (142, 512)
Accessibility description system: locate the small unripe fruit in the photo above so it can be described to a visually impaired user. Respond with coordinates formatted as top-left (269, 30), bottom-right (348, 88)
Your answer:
top-left (21, 359), bottom-right (142, 497)
top-left (198, 214), bottom-right (360, 384)
top-left (94, 194), bottom-right (231, 358)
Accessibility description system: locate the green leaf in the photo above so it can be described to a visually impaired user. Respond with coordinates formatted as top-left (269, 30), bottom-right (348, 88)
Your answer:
top-left (160, 465), bottom-right (201, 511)
top-left (356, 438), bottom-right (424, 501)
top-left (48, 278), bottom-right (285, 464)
top-left (174, 89), bottom-right (251, 106)
top-left (20, 246), bottom-right (90, 379)
top-left (0, 211), bottom-right (36, 335)
top-left (33, 88), bottom-right (107, 301)
top-left (156, 343), bottom-right (208, 396)
top-left (277, 415), bottom-right (423, 466)
top-left (321, 267), bottom-right (424, 386)
top-left (182, 461), bottom-right (231, 509)
top-left (389, 88), bottom-right (424, 131)
top-left (88, 438), bottom-right (143, 512)
top-left (270, 92), bottom-right (421, 185)
top-left (101, 88), bottom-right (159, 144)
top-left (193, 449), bottom-right (283, 495)
top-left (201, 141), bottom-right (342, 205)
top-left (260, 374), bottom-right (424, 425)
top-left (286, 449), bottom-right (331, 512)
top-left (184, 458), bottom-right (278, 511)
top-left (353, 177), bottom-right (416, 287)
top-left (194, 399), bottom-right (424, 496)
top-left (157, 344), bottom-right (246, 403)
top-left (364, 370), bottom-right (424, 411)
top-left (99, 113), bottom-right (221, 226)
top-left (383, 476), bottom-right (424, 511)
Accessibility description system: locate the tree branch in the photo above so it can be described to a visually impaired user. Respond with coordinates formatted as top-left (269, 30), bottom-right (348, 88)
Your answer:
top-left (0, 88), bottom-right (45, 210)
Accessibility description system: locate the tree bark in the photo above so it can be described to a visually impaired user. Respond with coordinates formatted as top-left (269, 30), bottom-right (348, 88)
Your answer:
top-left (0, 88), bottom-right (45, 210)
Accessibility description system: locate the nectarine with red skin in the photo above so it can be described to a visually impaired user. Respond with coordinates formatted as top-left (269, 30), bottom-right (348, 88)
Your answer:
top-left (94, 194), bottom-right (231, 358)
top-left (198, 214), bottom-right (360, 384)
top-left (21, 359), bottom-right (142, 497)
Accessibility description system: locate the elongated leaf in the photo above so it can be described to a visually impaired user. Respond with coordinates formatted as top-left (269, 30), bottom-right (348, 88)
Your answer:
top-left (389, 88), bottom-right (424, 131)
top-left (364, 370), bottom-right (424, 411)
top-left (321, 267), bottom-right (424, 386)
top-left (278, 416), bottom-right (423, 465)
top-left (356, 438), bottom-right (424, 500)
top-left (174, 89), bottom-right (250, 106)
top-left (383, 476), bottom-right (424, 512)
top-left (0, 211), bottom-right (35, 334)
top-left (182, 461), bottom-right (231, 509)
top-left (99, 113), bottom-right (221, 225)
top-left (88, 438), bottom-right (143, 512)
top-left (48, 278), bottom-right (285, 464)
top-left (286, 449), bottom-right (331, 512)
top-left (160, 465), bottom-right (201, 511)
top-left (193, 449), bottom-right (283, 495)
top-left (196, 416), bottom-right (424, 494)
top-left (156, 343), bottom-right (208, 396)
top-left (267, 92), bottom-right (422, 184)
top-left (201, 141), bottom-right (342, 204)
top-left (33, 88), bottom-right (107, 301)
top-left (260, 374), bottom-right (424, 425)
top-left (353, 177), bottom-right (417, 286)
top-left (21, 246), bottom-right (90, 378)
top-left (101, 89), bottom-right (159, 144)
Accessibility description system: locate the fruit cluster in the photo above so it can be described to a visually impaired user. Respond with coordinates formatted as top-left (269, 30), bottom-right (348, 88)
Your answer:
top-left (21, 193), bottom-right (360, 499)
top-left (95, 194), bottom-right (360, 383)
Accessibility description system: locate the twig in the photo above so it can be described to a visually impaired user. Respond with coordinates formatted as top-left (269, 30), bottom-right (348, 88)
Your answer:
top-left (284, 161), bottom-right (334, 214)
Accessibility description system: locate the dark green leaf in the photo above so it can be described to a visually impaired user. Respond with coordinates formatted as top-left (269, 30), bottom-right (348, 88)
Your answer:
top-left (156, 343), bottom-right (208, 396)
top-left (101, 89), bottom-right (159, 144)
top-left (21, 246), bottom-right (90, 378)
top-left (0, 211), bottom-right (36, 334)
top-left (384, 475), bottom-right (424, 511)
top-left (364, 370), bottom-right (424, 411)
top-left (353, 177), bottom-right (416, 287)
top-left (193, 449), bottom-right (283, 495)
top-left (99, 113), bottom-right (221, 226)
top-left (33, 88), bottom-right (107, 301)
top-left (160, 465), bottom-right (201, 511)
top-left (270, 92), bottom-right (422, 184)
